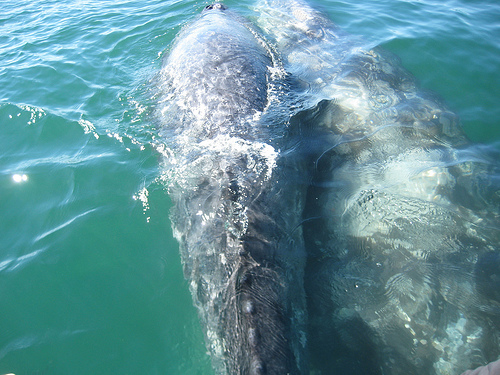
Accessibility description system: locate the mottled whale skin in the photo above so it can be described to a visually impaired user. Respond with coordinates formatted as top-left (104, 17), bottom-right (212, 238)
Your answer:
top-left (254, 1), bottom-right (500, 374)
top-left (157, 4), bottom-right (308, 374)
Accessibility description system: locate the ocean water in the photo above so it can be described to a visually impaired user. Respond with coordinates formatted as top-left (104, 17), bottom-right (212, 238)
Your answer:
top-left (0, 0), bottom-right (499, 374)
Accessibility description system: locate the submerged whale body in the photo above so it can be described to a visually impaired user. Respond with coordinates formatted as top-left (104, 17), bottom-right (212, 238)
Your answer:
top-left (157, 1), bottom-right (499, 374)
top-left (254, 0), bottom-right (500, 374)
top-left (157, 4), bottom-right (308, 374)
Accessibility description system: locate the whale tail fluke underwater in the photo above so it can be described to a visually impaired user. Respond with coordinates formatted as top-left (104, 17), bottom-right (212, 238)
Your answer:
top-left (156, 1), bottom-right (500, 374)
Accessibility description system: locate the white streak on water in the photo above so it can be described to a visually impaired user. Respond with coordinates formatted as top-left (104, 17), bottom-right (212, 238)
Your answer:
top-left (8, 247), bottom-right (48, 272)
top-left (34, 208), bottom-right (99, 243)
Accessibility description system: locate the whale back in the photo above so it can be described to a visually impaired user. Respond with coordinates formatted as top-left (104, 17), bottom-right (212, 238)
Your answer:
top-left (157, 5), bottom-right (308, 374)
top-left (158, 7), bottom-right (273, 141)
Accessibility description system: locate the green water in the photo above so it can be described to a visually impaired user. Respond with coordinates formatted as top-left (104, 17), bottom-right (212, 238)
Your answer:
top-left (1, 0), bottom-right (499, 374)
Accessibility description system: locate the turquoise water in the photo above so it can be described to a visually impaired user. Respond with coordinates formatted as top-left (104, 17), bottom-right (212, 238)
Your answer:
top-left (1, 0), bottom-right (499, 374)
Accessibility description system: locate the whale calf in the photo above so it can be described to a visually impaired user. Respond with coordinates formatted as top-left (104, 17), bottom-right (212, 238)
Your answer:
top-left (156, 4), bottom-right (308, 374)
top-left (254, 0), bottom-right (500, 374)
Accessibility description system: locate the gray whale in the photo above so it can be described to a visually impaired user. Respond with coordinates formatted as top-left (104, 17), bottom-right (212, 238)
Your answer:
top-left (157, 4), bottom-right (308, 374)
top-left (155, 1), bottom-right (499, 374)
top-left (254, 0), bottom-right (500, 374)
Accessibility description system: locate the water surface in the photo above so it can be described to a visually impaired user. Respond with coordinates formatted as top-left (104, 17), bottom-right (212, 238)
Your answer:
top-left (1, 0), bottom-right (499, 373)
